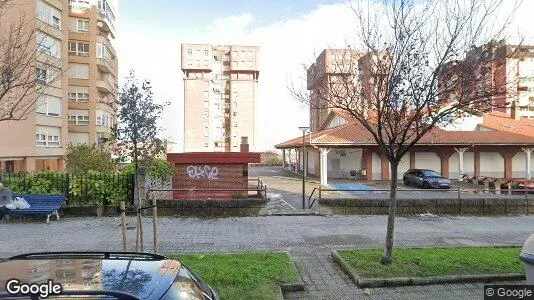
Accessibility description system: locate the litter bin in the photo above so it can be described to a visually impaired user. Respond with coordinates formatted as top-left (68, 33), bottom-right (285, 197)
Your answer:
top-left (520, 233), bottom-right (534, 284)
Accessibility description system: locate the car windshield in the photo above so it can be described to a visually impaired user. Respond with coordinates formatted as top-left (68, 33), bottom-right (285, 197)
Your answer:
top-left (422, 170), bottom-right (442, 177)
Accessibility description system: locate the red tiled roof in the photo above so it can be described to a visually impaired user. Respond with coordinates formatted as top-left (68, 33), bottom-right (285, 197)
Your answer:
top-left (275, 121), bottom-right (534, 148)
top-left (480, 112), bottom-right (534, 137)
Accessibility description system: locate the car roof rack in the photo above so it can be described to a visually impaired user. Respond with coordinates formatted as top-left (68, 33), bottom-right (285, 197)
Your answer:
top-left (0, 290), bottom-right (141, 299)
top-left (7, 251), bottom-right (167, 261)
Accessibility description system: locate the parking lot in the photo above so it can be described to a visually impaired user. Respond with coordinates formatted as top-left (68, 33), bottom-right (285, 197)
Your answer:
top-left (251, 166), bottom-right (534, 207)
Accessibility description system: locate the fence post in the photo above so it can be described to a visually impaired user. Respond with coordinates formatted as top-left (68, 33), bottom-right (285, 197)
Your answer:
top-left (457, 186), bottom-right (461, 215)
top-left (120, 201), bottom-right (127, 251)
top-left (65, 174), bottom-right (70, 205)
top-left (152, 194), bottom-right (158, 254)
top-left (526, 190), bottom-right (529, 215)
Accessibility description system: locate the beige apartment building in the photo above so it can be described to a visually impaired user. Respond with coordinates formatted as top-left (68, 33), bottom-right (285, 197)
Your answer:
top-left (181, 44), bottom-right (259, 152)
top-left (307, 49), bottom-right (384, 132)
top-left (0, 0), bottom-right (118, 173)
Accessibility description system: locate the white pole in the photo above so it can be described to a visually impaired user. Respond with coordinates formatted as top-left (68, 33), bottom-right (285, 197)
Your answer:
top-left (523, 148), bottom-right (533, 179)
top-left (455, 147), bottom-right (468, 180)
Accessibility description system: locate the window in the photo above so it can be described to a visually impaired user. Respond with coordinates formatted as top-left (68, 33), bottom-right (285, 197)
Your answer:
top-left (233, 91), bottom-right (238, 98)
top-left (187, 49), bottom-right (192, 55)
top-left (234, 101), bottom-right (238, 107)
top-left (68, 41), bottom-right (90, 56)
top-left (97, 43), bottom-right (114, 61)
top-left (68, 86), bottom-right (89, 102)
top-left (36, 31), bottom-right (60, 58)
top-left (69, 0), bottom-right (91, 11)
top-left (204, 50), bottom-right (209, 56)
top-left (203, 100), bottom-right (208, 108)
top-left (47, 135), bottom-right (60, 147)
top-left (203, 112), bottom-right (209, 118)
top-left (36, 126), bottom-right (60, 147)
top-left (96, 110), bottom-right (112, 127)
top-left (36, 134), bottom-right (46, 146)
top-left (68, 109), bottom-right (90, 125)
top-left (232, 51), bottom-right (238, 57)
top-left (204, 91), bottom-right (209, 98)
top-left (36, 95), bottom-right (61, 117)
top-left (68, 63), bottom-right (89, 79)
top-left (196, 50), bottom-right (200, 57)
top-left (203, 132), bottom-right (209, 138)
top-left (73, 18), bottom-right (90, 32)
top-left (241, 51), bottom-right (245, 57)
top-left (52, 16), bottom-right (60, 28)
top-left (96, 132), bottom-right (108, 145)
top-left (249, 61), bottom-right (254, 68)
top-left (233, 112), bottom-right (237, 117)
top-left (36, 68), bottom-right (47, 84)
top-left (37, 0), bottom-right (61, 29)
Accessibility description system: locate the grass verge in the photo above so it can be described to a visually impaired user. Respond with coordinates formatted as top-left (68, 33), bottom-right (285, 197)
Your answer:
top-left (337, 247), bottom-right (523, 278)
top-left (168, 252), bottom-right (300, 300)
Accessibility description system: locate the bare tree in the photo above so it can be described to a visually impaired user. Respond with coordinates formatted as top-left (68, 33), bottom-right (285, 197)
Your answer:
top-left (0, 0), bottom-right (63, 122)
top-left (291, 0), bottom-right (522, 264)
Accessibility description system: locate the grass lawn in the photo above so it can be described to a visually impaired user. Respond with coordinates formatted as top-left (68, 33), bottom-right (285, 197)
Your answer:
top-left (338, 247), bottom-right (524, 278)
top-left (168, 252), bottom-right (300, 300)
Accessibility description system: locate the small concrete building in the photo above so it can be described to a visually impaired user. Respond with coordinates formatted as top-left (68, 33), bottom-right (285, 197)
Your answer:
top-left (276, 112), bottom-right (534, 186)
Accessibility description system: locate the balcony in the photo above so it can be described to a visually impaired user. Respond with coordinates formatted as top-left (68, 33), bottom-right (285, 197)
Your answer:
top-left (97, 97), bottom-right (116, 111)
top-left (96, 57), bottom-right (116, 74)
top-left (97, 9), bottom-right (116, 38)
top-left (96, 80), bottom-right (116, 95)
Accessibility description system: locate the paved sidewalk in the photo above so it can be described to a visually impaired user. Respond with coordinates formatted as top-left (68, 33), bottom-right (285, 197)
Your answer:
top-left (0, 215), bottom-right (531, 299)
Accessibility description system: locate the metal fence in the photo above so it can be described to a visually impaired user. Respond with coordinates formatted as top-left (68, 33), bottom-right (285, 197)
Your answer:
top-left (0, 171), bottom-right (135, 206)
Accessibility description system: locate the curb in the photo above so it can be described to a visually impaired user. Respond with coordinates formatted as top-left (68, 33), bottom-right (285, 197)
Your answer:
top-left (278, 251), bottom-right (306, 299)
top-left (331, 249), bottom-right (525, 288)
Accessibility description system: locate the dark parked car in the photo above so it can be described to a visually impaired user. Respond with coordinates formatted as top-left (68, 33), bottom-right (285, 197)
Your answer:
top-left (0, 252), bottom-right (218, 299)
top-left (403, 169), bottom-right (451, 189)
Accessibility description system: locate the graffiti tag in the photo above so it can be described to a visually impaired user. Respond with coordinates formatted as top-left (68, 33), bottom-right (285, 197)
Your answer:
top-left (186, 165), bottom-right (219, 180)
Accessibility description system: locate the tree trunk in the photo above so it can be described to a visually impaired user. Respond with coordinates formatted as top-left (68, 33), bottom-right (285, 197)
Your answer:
top-left (381, 161), bottom-right (398, 265)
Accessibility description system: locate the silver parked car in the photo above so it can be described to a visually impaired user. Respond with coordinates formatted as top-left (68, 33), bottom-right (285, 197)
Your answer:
top-left (403, 169), bottom-right (451, 189)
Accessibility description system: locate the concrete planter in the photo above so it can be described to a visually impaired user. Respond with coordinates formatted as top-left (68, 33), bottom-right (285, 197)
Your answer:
top-left (331, 249), bottom-right (525, 288)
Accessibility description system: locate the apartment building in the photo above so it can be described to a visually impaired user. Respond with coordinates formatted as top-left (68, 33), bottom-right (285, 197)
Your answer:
top-left (181, 44), bottom-right (259, 152)
top-left (307, 49), bottom-right (387, 132)
top-left (441, 41), bottom-right (534, 119)
top-left (0, 0), bottom-right (118, 173)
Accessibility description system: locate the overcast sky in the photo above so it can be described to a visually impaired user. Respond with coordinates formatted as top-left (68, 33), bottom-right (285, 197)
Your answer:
top-left (116, 0), bottom-right (534, 152)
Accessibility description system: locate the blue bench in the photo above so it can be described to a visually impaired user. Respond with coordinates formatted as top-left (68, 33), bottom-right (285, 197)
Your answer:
top-left (9, 194), bottom-right (66, 224)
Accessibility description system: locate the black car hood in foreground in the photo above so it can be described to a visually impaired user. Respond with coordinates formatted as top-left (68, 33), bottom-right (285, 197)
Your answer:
top-left (0, 252), bottom-right (181, 299)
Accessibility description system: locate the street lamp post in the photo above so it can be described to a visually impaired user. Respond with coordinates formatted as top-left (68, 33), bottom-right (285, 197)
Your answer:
top-left (298, 126), bottom-right (309, 209)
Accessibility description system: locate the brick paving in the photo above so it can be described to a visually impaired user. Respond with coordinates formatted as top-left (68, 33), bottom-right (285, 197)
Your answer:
top-left (0, 215), bottom-right (531, 299)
